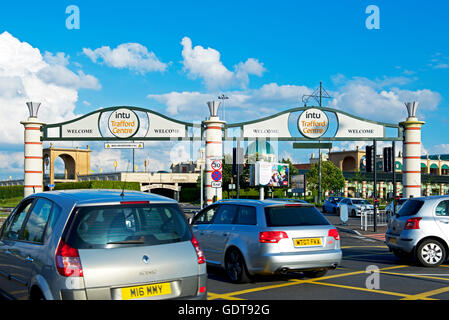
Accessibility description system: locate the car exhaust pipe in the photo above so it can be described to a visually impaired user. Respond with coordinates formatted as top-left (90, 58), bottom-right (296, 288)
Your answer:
top-left (330, 264), bottom-right (337, 270)
top-left (279, 268), bottom-right (289, 274)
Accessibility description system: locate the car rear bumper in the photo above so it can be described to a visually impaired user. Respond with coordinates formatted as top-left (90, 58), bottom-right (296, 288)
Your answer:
top-left (252, 249), bottom-right (342, 275)
top-left (59, 274), bottom-right (207, 300)
top-left (385, 233), bottom-right (417, 253)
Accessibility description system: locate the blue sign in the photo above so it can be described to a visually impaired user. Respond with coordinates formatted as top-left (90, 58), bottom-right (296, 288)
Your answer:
top-left (211, 170), bottom-right (222, 182)
top-left (48, 184), bottom-right (55, 188)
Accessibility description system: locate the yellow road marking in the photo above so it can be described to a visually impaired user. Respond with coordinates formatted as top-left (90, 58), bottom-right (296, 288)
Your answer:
top-left (401, 285), bottom-right (449, 300)
top-left (341, 245), bottom-right (388, 249)
top-left (309, 281), bottom-right (432, 300)
top-left (207, 265), bottom-right (408, 300)
top-left (381, 271), bottom-right (449, 283)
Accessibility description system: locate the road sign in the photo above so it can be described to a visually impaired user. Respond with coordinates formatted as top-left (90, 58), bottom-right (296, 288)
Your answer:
top-left (211, 170), bottom-right (222, 182)
top-left (104, 142), bottom-right (144, 149)
top-left (211, 181), bottom-right (222, 188)
top-left (211, 159), bottom-right (222, 171)
top-left (48, 184), bottom-right (55, 189)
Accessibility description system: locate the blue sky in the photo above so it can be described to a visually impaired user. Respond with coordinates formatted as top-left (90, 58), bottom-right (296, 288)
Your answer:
top-left (0, 0), bottom-right (448, 179)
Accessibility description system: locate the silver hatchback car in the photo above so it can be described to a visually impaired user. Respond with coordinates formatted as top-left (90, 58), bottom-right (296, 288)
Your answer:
top-left (191, 199), bottom-right (342, 283)
top-left (0, 189), bottom-right (207, 300)
top-left (386, 195), bottom-right (449, 267)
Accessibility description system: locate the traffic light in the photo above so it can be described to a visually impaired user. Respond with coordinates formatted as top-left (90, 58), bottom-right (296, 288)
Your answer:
top-left (365, 145), bottom-right (374, 172)
top-left (383, 147), bottom-right (393, 172)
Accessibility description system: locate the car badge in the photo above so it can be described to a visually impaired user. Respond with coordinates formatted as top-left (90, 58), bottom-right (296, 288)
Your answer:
top-left (142, 255), bottom-right (150, 264)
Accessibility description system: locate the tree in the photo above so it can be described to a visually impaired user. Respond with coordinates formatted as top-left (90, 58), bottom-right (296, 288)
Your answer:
top-left (306, 161), bottom-right (345, 195)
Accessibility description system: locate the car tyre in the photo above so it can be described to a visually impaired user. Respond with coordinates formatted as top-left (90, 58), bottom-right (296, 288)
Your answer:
top-left (303, 269), bottom-right (328, 278)
top-left (351, 210), bottom-right (356, 217)
top-left (416, 239), bottom-right (446, 267)
top-left (225, 248), bottom-right (251, 284)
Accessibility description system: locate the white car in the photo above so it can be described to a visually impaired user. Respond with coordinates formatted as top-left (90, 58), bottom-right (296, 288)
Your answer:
top-left (338, 198), bottom-right (374, 217)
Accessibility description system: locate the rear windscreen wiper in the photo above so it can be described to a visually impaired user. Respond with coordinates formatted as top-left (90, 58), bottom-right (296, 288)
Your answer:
top-left (106, 240), bottom-right (145, 245)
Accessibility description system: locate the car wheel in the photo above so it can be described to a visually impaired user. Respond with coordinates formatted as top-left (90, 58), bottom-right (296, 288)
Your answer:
top-left (225, 248), bottom-right (251, 283)
top-left (303, 269), bottom-right (328, 278)
top-left (351, 210), bottom-right (356, 217)
top-left (416, 239), bottom-right (446, 267)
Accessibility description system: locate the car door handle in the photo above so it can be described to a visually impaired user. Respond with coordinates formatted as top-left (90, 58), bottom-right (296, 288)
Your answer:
top-left (439, 220), bottom-right (449, 224)
top-left (25, 256), bottom-right (34, 263)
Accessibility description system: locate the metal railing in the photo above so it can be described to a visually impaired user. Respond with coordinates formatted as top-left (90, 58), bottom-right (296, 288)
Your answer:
top-left (360, 209), bottom-right (391, 231)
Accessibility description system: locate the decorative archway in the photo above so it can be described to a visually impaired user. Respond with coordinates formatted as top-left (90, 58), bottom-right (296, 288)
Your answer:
top-left (43, 146), bottom-right (91, 185)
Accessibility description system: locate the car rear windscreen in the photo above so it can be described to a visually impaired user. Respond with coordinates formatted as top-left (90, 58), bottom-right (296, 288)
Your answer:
top-left (264, 206), bottom-right (330, 227)
top-left (397, 199), bottom-right (424, 217)
top-left (65, 203), bottom-right (191, 249)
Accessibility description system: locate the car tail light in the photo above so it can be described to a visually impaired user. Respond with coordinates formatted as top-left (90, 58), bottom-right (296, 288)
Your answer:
top-left (259, 231), bottom-right (288, 243)
top-left (328, 228), bottom-right (340, 241)
top-left (191, 237), bottom-right (206, 264)
top-left (404, 217), bottom-right (422, 230)
top-left (55, 240), bottom-right (83, 277)
top-left (120, 201), bottom-right (150, 205)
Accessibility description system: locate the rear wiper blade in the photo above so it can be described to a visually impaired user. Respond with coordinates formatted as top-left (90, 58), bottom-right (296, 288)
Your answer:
top-left (106, 240), bottom-right (145, 245)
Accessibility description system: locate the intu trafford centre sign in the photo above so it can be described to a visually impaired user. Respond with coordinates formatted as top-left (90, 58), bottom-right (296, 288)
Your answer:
top-left (41, 106), bottom-right (401, 142)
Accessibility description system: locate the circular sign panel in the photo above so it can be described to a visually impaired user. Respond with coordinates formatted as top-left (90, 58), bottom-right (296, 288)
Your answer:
top-left (108, 108), bottom-right (139, 139)
top-left (211, 160), bottom-right (223, 171)
top-left (298, 108), bottom-right (329, 139)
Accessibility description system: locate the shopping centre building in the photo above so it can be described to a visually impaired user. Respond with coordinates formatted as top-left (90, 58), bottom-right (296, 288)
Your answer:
top-left (295, 147), bottom-right (449, 199)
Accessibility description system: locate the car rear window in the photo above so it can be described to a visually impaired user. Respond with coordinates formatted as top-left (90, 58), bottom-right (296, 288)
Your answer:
top-left (264, 205), bottom-right (330, 227)
top-left (65, 203), bottom-right (191, 249)
top-left (397, 199), bottom-right (424, 217)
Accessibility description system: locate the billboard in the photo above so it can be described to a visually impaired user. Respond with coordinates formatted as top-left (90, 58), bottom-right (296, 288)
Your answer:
top-left (254, 162), bottom-right (289, 187)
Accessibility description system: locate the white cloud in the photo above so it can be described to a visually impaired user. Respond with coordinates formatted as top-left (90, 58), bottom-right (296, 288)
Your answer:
top-left (147, 82), bottom-right (311, 119)
top-left (180, 37), bottom-right (265, 90)
top-left (83, 43), bottom-right (168, 74)
top-left (328, 77), bottom-right (441, 122)
top-left (0, 31), bottom-right (100, 145)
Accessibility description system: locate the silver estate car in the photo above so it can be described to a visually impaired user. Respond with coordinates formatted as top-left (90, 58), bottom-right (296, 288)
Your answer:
top-left (386, 195), bottom-right (449, 267)
top-left (191, 199), bottom-right (342, 283)
top-left (0, 190), bottom-right (207, 300)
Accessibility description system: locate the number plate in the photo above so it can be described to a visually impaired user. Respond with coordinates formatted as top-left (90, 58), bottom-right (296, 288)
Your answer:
top-left (121, 282), bottom-right (172, 300)
top-left (294, 238), bottom-right (322, 247)
top-left (389, 237), bottom-right (397, 244)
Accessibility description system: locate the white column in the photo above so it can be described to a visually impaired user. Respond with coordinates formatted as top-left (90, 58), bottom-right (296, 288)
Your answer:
top-left (400, 102), bottom-right (425, 198)
top-left (362, 180), bottom-right (367, 198)
top-left (203, 101), bottom-right (225, 205)
top-left (21, 102), bottom-right (44, 197)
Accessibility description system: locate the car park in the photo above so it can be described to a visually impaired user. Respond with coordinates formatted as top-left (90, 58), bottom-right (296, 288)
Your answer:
top-left (386, 195), bottom-right (449, 267)
top-left (190, 199), bottom-right (342, 283)
top-left (338, 198), bottom-right (374, 217)
top-left (323, 196), bottom-right (344, 213)
top-left (0, 189), bottom-right (207, 300)
top-left (385, 198), bottom-right (408, 216)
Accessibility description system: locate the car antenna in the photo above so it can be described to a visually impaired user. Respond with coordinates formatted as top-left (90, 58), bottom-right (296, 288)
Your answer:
top-left (120, 160), bottom-right (131, 198)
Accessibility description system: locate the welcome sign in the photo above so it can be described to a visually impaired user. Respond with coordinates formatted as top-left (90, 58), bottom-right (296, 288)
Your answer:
top-left (227, 106), bottom-right (400, 141)
top-left (43, 105), bottom-right (401, 142)
top-left (43, 106), bottom-right (191, 141)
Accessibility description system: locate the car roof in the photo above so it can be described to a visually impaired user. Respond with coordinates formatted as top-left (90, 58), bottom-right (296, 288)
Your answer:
top-left (29, 189), bottom-right (177, 205)
top-left (216, 198), bottom-right (313, 207)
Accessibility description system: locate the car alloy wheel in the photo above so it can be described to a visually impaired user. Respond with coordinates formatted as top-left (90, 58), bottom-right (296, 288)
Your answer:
top-left (225, 249), bottom-right (251, 283)
top-left (417, 240), bottom-right (445, 267)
